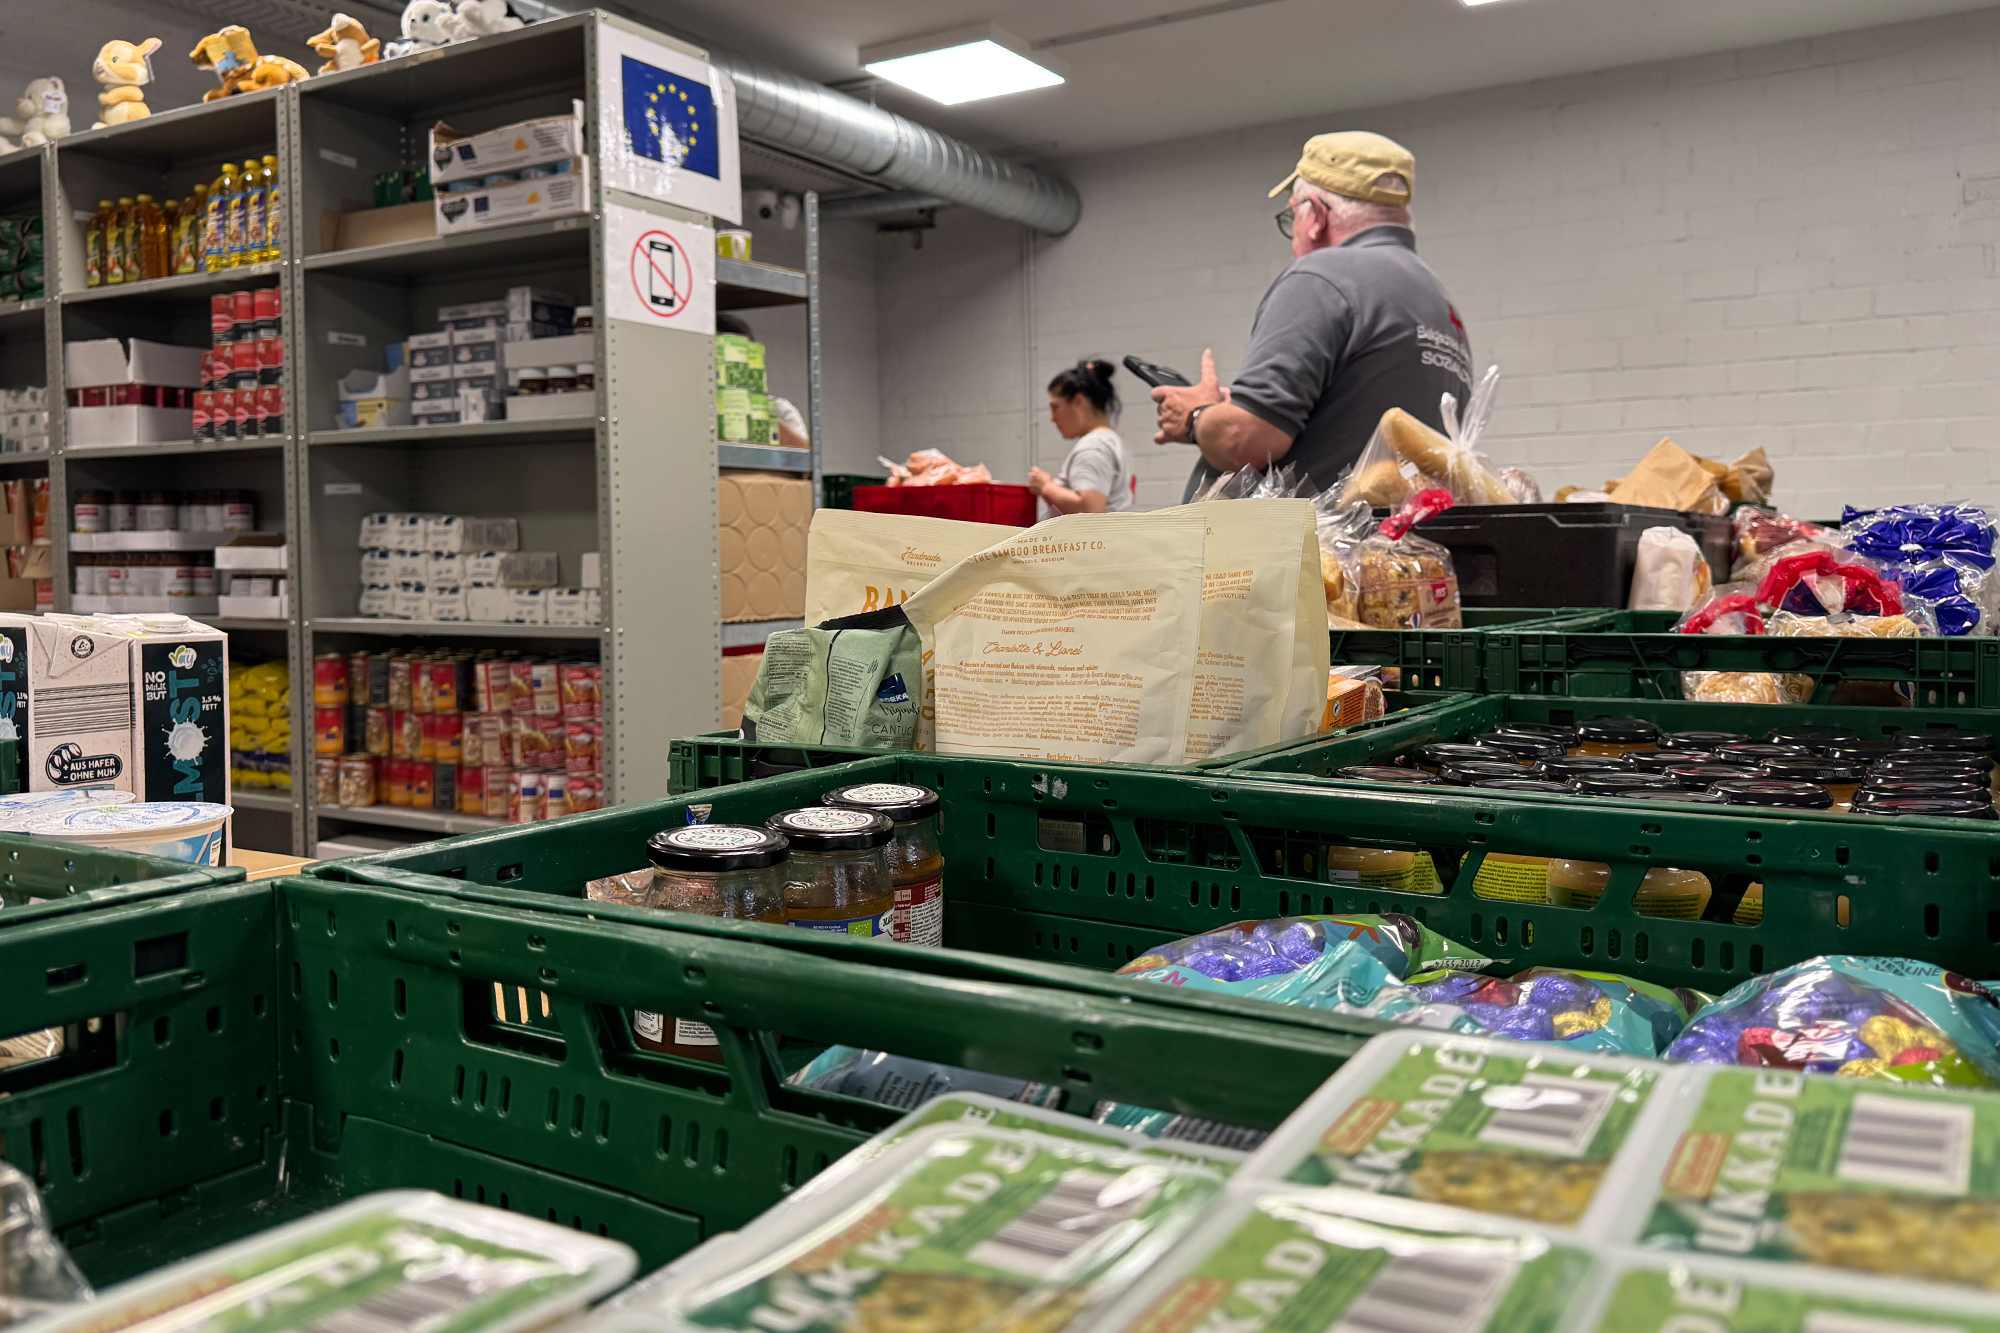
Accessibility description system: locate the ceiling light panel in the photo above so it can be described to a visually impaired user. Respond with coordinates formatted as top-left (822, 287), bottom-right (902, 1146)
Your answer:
top-left (861, 24), bottom-right (1065, 105)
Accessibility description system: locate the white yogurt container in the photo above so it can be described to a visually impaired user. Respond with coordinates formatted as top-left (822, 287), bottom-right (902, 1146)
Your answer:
top-left (23, 801), bottom-right (232, 865)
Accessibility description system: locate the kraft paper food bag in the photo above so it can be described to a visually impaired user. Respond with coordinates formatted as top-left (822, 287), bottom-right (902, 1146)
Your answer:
top-left (803, 509), bottom-right (1025, 623)
top-left (1182, 498), bottom-right (1328, 760)
top-left (903, 510), bottom-right (1206, 766)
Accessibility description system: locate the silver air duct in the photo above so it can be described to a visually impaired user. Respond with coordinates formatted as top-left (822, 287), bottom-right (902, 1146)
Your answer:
top-left (712, 47), bottom-right (1082, 236)
top-left (820, 191), bottom-right (947, 219)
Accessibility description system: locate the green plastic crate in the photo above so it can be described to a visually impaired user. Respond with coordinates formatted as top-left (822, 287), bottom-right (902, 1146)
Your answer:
top-left (8, 874), bottom-right (1378, 1288)
top-left (0, 830), bottom-right (243, 913)
top-left (1483, 608), bottom-right (2000, 707)
top-left (820, 474), bottom-right (887, 509)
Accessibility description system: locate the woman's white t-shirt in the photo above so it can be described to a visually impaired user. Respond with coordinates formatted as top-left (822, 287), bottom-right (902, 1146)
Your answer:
top-left (1045, 426), bottom-right (1133, 520)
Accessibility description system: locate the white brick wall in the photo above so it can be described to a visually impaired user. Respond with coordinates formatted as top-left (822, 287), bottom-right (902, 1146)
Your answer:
top-left (877, 6), bottom-right (2000, 519)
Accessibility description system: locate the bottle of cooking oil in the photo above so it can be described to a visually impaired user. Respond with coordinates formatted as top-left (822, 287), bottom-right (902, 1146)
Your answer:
top-left (133, 195), bottom-right (162, 280)
top-left (240, 160), bottom-right (265, 267)
top-left (153, 200), bottom-right (176, 281)
top-left (204, 164), bottom-right (236, 272)
top-left (176, 184), bottom-right (206, 275)
top-left (259, 155), bottom-right (281, 262)
top-left (84, 199), bottom-right (110, 288)
top-left (107, 197), bottom-right (134, 284)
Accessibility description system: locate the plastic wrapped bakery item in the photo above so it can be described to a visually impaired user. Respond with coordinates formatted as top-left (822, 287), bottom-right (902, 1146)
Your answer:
top-left (1844, 502), bottom-right (1999, 570)
top-left (877, 448), bottom-right (993, 487)
top-left (1891, 555), bottom-right (2000, 636)
top-left (1351, 489), bottom-right (1463, 629)
top-left (1311, 495), bottom-right (1374, 623)
top-left (1387, 967), bottom-right (1702, 1056)
top-left (1499, 465), bottom-right (1542, 503)
top-left (1117, 914), bottom-right (1491, 999)
top-left (1756, 548), bottom-right (1904, 618)
top-left (616, 1123), bottom-right (1228, 1333)
top-left (1732, 505), bottom-right (1827, 576)
top-left (1664, 956), bottom-right (2000, 1087)
top-left (0, 1163), bottom-right (89, 1326)
top-left (1628, 525), bottom-right (1712, 612)
top-left (1334, 413), bottom-right (1444, 509)
top-left (1675, 585), bottom-right (1764, 636)
top-left (1432, 365), bottom-right (1518, 505)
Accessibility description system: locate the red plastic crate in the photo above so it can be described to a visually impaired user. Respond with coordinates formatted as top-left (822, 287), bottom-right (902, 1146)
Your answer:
top-left (852, 483), bottom-right (1037, 527)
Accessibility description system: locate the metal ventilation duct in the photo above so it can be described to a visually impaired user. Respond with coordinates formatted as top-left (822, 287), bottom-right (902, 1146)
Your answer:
top-left (712, 47), bottom-right (1082, 236)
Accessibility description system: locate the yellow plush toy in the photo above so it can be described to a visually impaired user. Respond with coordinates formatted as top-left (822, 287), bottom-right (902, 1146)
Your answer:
top-left (91, 38), bottom-right (162, 130)
top-left (190, 26), bottom-right (310, 101)
top-left (307, 14), bottom-right (381, 74)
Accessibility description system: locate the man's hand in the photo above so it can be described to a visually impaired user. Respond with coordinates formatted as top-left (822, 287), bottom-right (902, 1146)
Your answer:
top-left (1151, 349), bottom-right (1230, 444)
top-left (1026, 465), bottom-right (1052, 496)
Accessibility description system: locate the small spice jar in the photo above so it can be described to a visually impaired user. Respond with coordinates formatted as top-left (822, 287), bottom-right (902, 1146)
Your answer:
top-left (767, 807), bottom-right (896, 937)
top-left (1572, 717), bottom-right (1661, 757)
top-left (544, 365), bottom-right (578, 394)
top-left (575, 361), bottom-right (595, 391)
top-left (1761, 760), bottom-right (1866, 810)
top-left (824, 782), bottom-right (944, 947)
top-left (515, 367), bottom-right (547, 396)
top-left (640, 823), bottom-right (791, 1060)
top-left (1712, 778), bottom-right (1833, 811)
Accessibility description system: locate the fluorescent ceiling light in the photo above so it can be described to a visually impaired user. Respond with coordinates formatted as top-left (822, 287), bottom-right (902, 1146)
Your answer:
top-left (861, 24), bottom-right (1065, 105)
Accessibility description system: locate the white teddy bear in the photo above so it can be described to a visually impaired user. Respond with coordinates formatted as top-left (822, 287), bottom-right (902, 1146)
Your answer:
top-left (382, 0), bottom-right (519, 58)
top-left (451, 0), bottom-right (523, 37)
top-left (0, 79), bottom-right (71, 151)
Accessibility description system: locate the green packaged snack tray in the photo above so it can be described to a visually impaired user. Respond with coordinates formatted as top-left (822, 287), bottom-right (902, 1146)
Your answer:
top-left (1575, 1248), bottom-right (2000, 1332)
top-left (1239, 1031), bottom-right (1690, 1234)
top-left (1094, 1186), bottom-right (1596, 1333)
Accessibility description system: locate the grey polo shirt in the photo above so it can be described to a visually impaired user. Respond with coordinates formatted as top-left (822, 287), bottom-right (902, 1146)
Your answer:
top-left (1184, 226), bottom-right (1473, 501)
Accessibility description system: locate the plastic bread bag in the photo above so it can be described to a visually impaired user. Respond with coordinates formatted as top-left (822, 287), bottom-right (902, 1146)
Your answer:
top-left (1766, 607), bottom-right (1933, 639)
top-left (1434, 365), bottom-right (1519, 505)
top-left (1352, 489), bottom-right (1463, 629)
top-left (615, 1123), bottom-right (1229, 1333)
top-left (0, 1163), bottom-right (89, 1326)
top-left (1237, 1031), bottom-right (1693, 1229)
top-left (1756, 548), bottom-right (1905, 618)
top-left (1309, 495), bottom-right (1375, 625)
top-left (1892, 554), bottom-right (2000, 636)
top-left (1844, 501), bottom-right (1999, 571)
top-left (1664, 956), bottom-right (2000, 1088)
top-left (1628, 526), bottom-right (1712, 612)
top-left (1731, 505), bottom-right (1827, 576)
top-left (1089, 1186), bottom-right (1599, 1333)
top-left (1334, 412), bottom-right (1444, 509)
top-left (1674, 584), bottom-right (1764, 636)
top-left (1499, 465), bottom-right (1542, 503)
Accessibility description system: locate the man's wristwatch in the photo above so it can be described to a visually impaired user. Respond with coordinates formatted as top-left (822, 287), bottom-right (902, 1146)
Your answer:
top-left (1185, 403), bottom-right (1212, 446)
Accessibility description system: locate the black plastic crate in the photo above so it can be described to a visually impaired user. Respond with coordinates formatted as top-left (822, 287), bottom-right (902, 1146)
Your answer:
top-left (1410, 503), bottom-right (1732, 608)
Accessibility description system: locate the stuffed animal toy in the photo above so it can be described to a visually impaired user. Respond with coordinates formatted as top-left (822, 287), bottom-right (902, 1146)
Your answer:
top-left (307, 14), bottom-right (381, 74)
top-left (382, 0), bottom-right (455, 58)
top-left (190, 27), bottom-right (310, 100)
top-left (0, 78), bottom-right (70, 147)
top-left (91, 40), bottom-right (161, 129)
top-left (450, 0), bottom-right (523, 38)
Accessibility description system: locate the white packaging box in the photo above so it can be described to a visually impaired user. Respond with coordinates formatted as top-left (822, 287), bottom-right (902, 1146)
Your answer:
top-left (357, 585), bottom-right (394, 617)
top-left (407, 331), bottom-right (452, 350)
top-left (504, 320), bottom-right (565, 343)
top-left (0, 615), bottom-right (136, 793)
top-left (411, 398), bottom-right (461, 419)
top-left (451, 325), bottom-right (499, 348)
top-left (215, 539), bottom-right (287, 572)
top-left (427, 516), bottom-right (520, 552)
top-left (465, 550), bottom-right (557, 587)
top-left (505, 588), bottom-right (548, 624)
top-left (429, 103), bottom-right (585, 185)
top-left (585, 589), bottom-right (601, 621)
top-left (579, 551), bottom-right (600, 589)
top-left (429, 551), bottom-right (464, 584)
top-left (450, 359), bottom-right (499, 382)
top-left (459, 393), bottom-right (494, 424)
top-left (438, 301), bottom-right (505, 324)
top-left (217, 590), bottom-right (287, 620)
top-left (467, 586), bottom-right (511, 622)
top-left (69, 406), bottom-right (193, 448)
top-left (506, 286), bottom-right (575, 324)
top-left (410, 378), bottom-right (460, 402)
top-left (435, 159), bottom-right (590, 235)
top-left (388, 514), bottom-right (435, 548)
top-left (428, 584), bottom-right (469, 620)
top-left (124, 618), bottom-right (230, 803)
top-left (359, 512), bottom-right (396, 549)
top-left (503, 333), bottom-right (593, 370)
top-left (415, 411), bottom-right (465, 427)
top-left (359, 550), bottom-right (392, 584)
top-left (385, 551), bottom-right (429, 583)
top-left (410, 364), bottom-right (454, 384)
top-left (391, 583), bottom-right (428, 620)
top-left (65, 337), bottom-right (205, 389)
top-left (545, 588), bottom-right (592, 625)
top-left (339, 365), bottom-right (410, 400)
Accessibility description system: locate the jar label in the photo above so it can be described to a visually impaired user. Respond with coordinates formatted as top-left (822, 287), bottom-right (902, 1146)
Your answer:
top-left (1469, 856), bottom-right (1552, 906)
top-left (663, 825), bottom-right (765, 851)
top-left (894, 874), bottom-right (943, 947)
top-left (790, 908), bottom-right (891, 938)
top-left (779, 807), bottom-right (880, 833)
top-left (840, 783), bottom-right (928, 805)
top-left (675, 1019), bottom-right (719, 1046)
top-left (633, 1010), bottom-right (664, 1041)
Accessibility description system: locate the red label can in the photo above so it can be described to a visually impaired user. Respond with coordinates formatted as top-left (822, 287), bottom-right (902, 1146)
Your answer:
top-left (430, 711), bottom-right (463, 763)
top-left (258, 383), bottom-right (283, 437)
top-left (254, 286), bottom-right (280, 321)
top-left (211, 389), bottom-right (235, 439)
top-left (258, 335), bottom-right (282, 381)
top-left (231, 288), bottom-right (255, 325)
top-left (232, 388), bottom-right (254, 437)
top-left (210, 293), bottom-right (233, 340)
top-left (191, 390), bottom-right (212, 443)
top-left (387, 757), bottom-right (413, 806)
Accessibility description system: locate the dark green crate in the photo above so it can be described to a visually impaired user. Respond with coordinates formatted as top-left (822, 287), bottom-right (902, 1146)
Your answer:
top-left (820, 474), bottom-right (887, 509)
top-left (9, 874), bottom-right (1378, 1287)
top-left (0, 829), bottom-right (242, 913)
top-left (1484, 608), bottom-right (2000, 707)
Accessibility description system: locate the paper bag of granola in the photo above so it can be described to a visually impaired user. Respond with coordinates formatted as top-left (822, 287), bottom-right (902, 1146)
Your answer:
top-left (1183, 498), bottom-right (1328, 760)
top-left (803, 508), bottom-right (1025, 623)
top-left (903, 511), bottom-right (1206, 765)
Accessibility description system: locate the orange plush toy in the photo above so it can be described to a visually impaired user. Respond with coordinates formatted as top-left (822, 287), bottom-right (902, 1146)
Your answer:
top-left (190, 26), bottom-right (309, 100)
top-left (307, 15), bottom-right (381, 74)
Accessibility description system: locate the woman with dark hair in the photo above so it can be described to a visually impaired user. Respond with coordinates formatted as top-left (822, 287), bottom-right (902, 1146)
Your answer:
top-left (1028, 358), bottom-right (1133, 518)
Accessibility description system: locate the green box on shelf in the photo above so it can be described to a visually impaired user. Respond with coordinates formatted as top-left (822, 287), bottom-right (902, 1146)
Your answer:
top-left (1482, 608), bottom-right (2000, 707)
top-left (8, 874), bottom-right (1376, 1290)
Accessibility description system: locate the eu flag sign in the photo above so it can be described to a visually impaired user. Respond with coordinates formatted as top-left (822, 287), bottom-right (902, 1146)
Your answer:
top-left (621, 55), bottom-right (721, 180)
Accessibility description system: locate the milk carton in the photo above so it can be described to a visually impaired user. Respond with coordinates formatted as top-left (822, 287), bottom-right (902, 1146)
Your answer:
top-left (0, 614), bottom-right (140, 792)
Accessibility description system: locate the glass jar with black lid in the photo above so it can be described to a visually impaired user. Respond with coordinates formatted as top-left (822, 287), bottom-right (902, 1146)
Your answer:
top-left (1413, 742), bottom-right (1514, 773)
top-left (1439, 760), bottom-right (1532, 786)
top-left (825, 782), bottom-right (944, 947)
top-left (640, 824), bottom-right (790, 1060)
top-left (1854, 797), bottom-right (1997, 821)
top-left (1712, 778), bottom-right (1833, 810)
top-left (1759, 760), bottom-right (1866, 810)
top-left (1573, 717), bottom-right (1662, 757)
top-left (1764, 725), bottom-right (1862, 754)
top-left (767, 807), bottom-right (897, 937)
top-left (1660, 729), bottom-right (1750, 752)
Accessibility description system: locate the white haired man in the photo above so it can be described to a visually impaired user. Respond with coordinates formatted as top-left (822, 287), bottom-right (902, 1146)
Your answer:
top-left (1153, 132), bottom-right (1474, 500)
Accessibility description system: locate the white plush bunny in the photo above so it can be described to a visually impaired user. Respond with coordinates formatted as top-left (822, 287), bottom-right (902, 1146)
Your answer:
top-left (382, 0), bottom-right (455, 58)
top-left (0, 78), bottom-right (69, 146)
top-left (454, 0), bottom-right (522, 37)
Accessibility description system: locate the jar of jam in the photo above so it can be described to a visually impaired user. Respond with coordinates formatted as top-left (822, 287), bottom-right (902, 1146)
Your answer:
top-left (824, 782), bottom-right (943, 947)
top-left (640, 824), bottom-right (791, 1061)
top-left (1574, 772), bottom-right (1677, 798)
top-left (1712, 778), bottom-right (1833, 811)
top-left (1627, 749), bottom-right (1717, 774)
top-left (1659, 729), bottom-right (1749, 752)
top-left (1472, 778), bottom-right (1571, 794)
top-left (573, 304), bottom-right (595, 332)
top-left (1897, 730), bottom-right (1993, 757)
top-left (1764, 725), bottom-right (1862, 753)
top-left (515, 367), bottom-right (547, 396)
top-left (1628, 786), bottom-right (1727, 804)
top-left (1491, 722), bottom-right (1577, 747)
top-left (1665, 762), bottom-right (1757, 791)
top-left (1335, 765), bottom-right (1440, 785)
top-left (1412, 742), bottom-right (1509, 774)
top-left (544, 364), bottom-right (578, 394)
top-left (1471, 732), bottom-right (1565, 762)
top-left (1439, 759), bottom-right (1530, 786)
top-left (1854, 797), bottom-right (1999, 821)
top-left (1573, 718), bottom-right (1661, 757)
top-left (1532, 755), bottom-right (1630, 782)
top-left (1325, 769), bottom-right (1443, 891)
top-left (575, 361), bottom-right (595, 391)
top-left (1760, 760), bottom-right (1865, 810)
top-left (72, 490), bottom-right (109, 533)
top-left (1855, 779), bottom-right (1992, 806)
top-left (1714, 743), bottom-right (1813, 767)
top-left (767, 807), bottom-right (895, 936)
top-left (1546, 860), bottom-right (1713, 917)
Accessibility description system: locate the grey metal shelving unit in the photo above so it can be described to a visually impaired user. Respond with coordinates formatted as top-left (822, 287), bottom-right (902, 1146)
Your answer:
top-left (28, 12), bottom-right (823, 854)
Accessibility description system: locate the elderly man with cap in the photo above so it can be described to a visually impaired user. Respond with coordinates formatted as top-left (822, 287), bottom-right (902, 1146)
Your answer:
top-left (1154, 132), bottom-right (1474, 500)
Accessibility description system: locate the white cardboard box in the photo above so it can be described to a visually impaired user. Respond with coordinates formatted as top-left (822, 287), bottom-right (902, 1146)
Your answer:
top-left (503, 333), bottom-right (594, 370)
top-left (503, 390), bottom-right (593, 422)
top-left (69, 405), bottom-right (194, 448)
top-left (217, 592), bottom-right (287, 620)
top-left (125, 618), bottom-right (230, 803)
top-left (0, 616), bottom-right (137, 793)
top-left (435, 158), bottom-right (589, 235)
top-left (430, 103), bottom-right (585, 185)
top-left (64, 337), bottom-right (205, 388)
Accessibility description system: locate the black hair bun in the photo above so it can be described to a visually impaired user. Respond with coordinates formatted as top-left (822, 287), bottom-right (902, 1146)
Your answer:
top-left (1086, 358), bottom-right (1115, 382)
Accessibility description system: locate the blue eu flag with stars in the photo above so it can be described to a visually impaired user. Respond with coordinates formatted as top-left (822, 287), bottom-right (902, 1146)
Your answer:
top-left (622, 56), bottom-right (720, 179)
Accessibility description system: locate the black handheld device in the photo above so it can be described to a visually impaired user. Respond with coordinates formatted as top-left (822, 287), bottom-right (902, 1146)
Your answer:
top-left (1122, 354), bottom-right (1191, 388)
